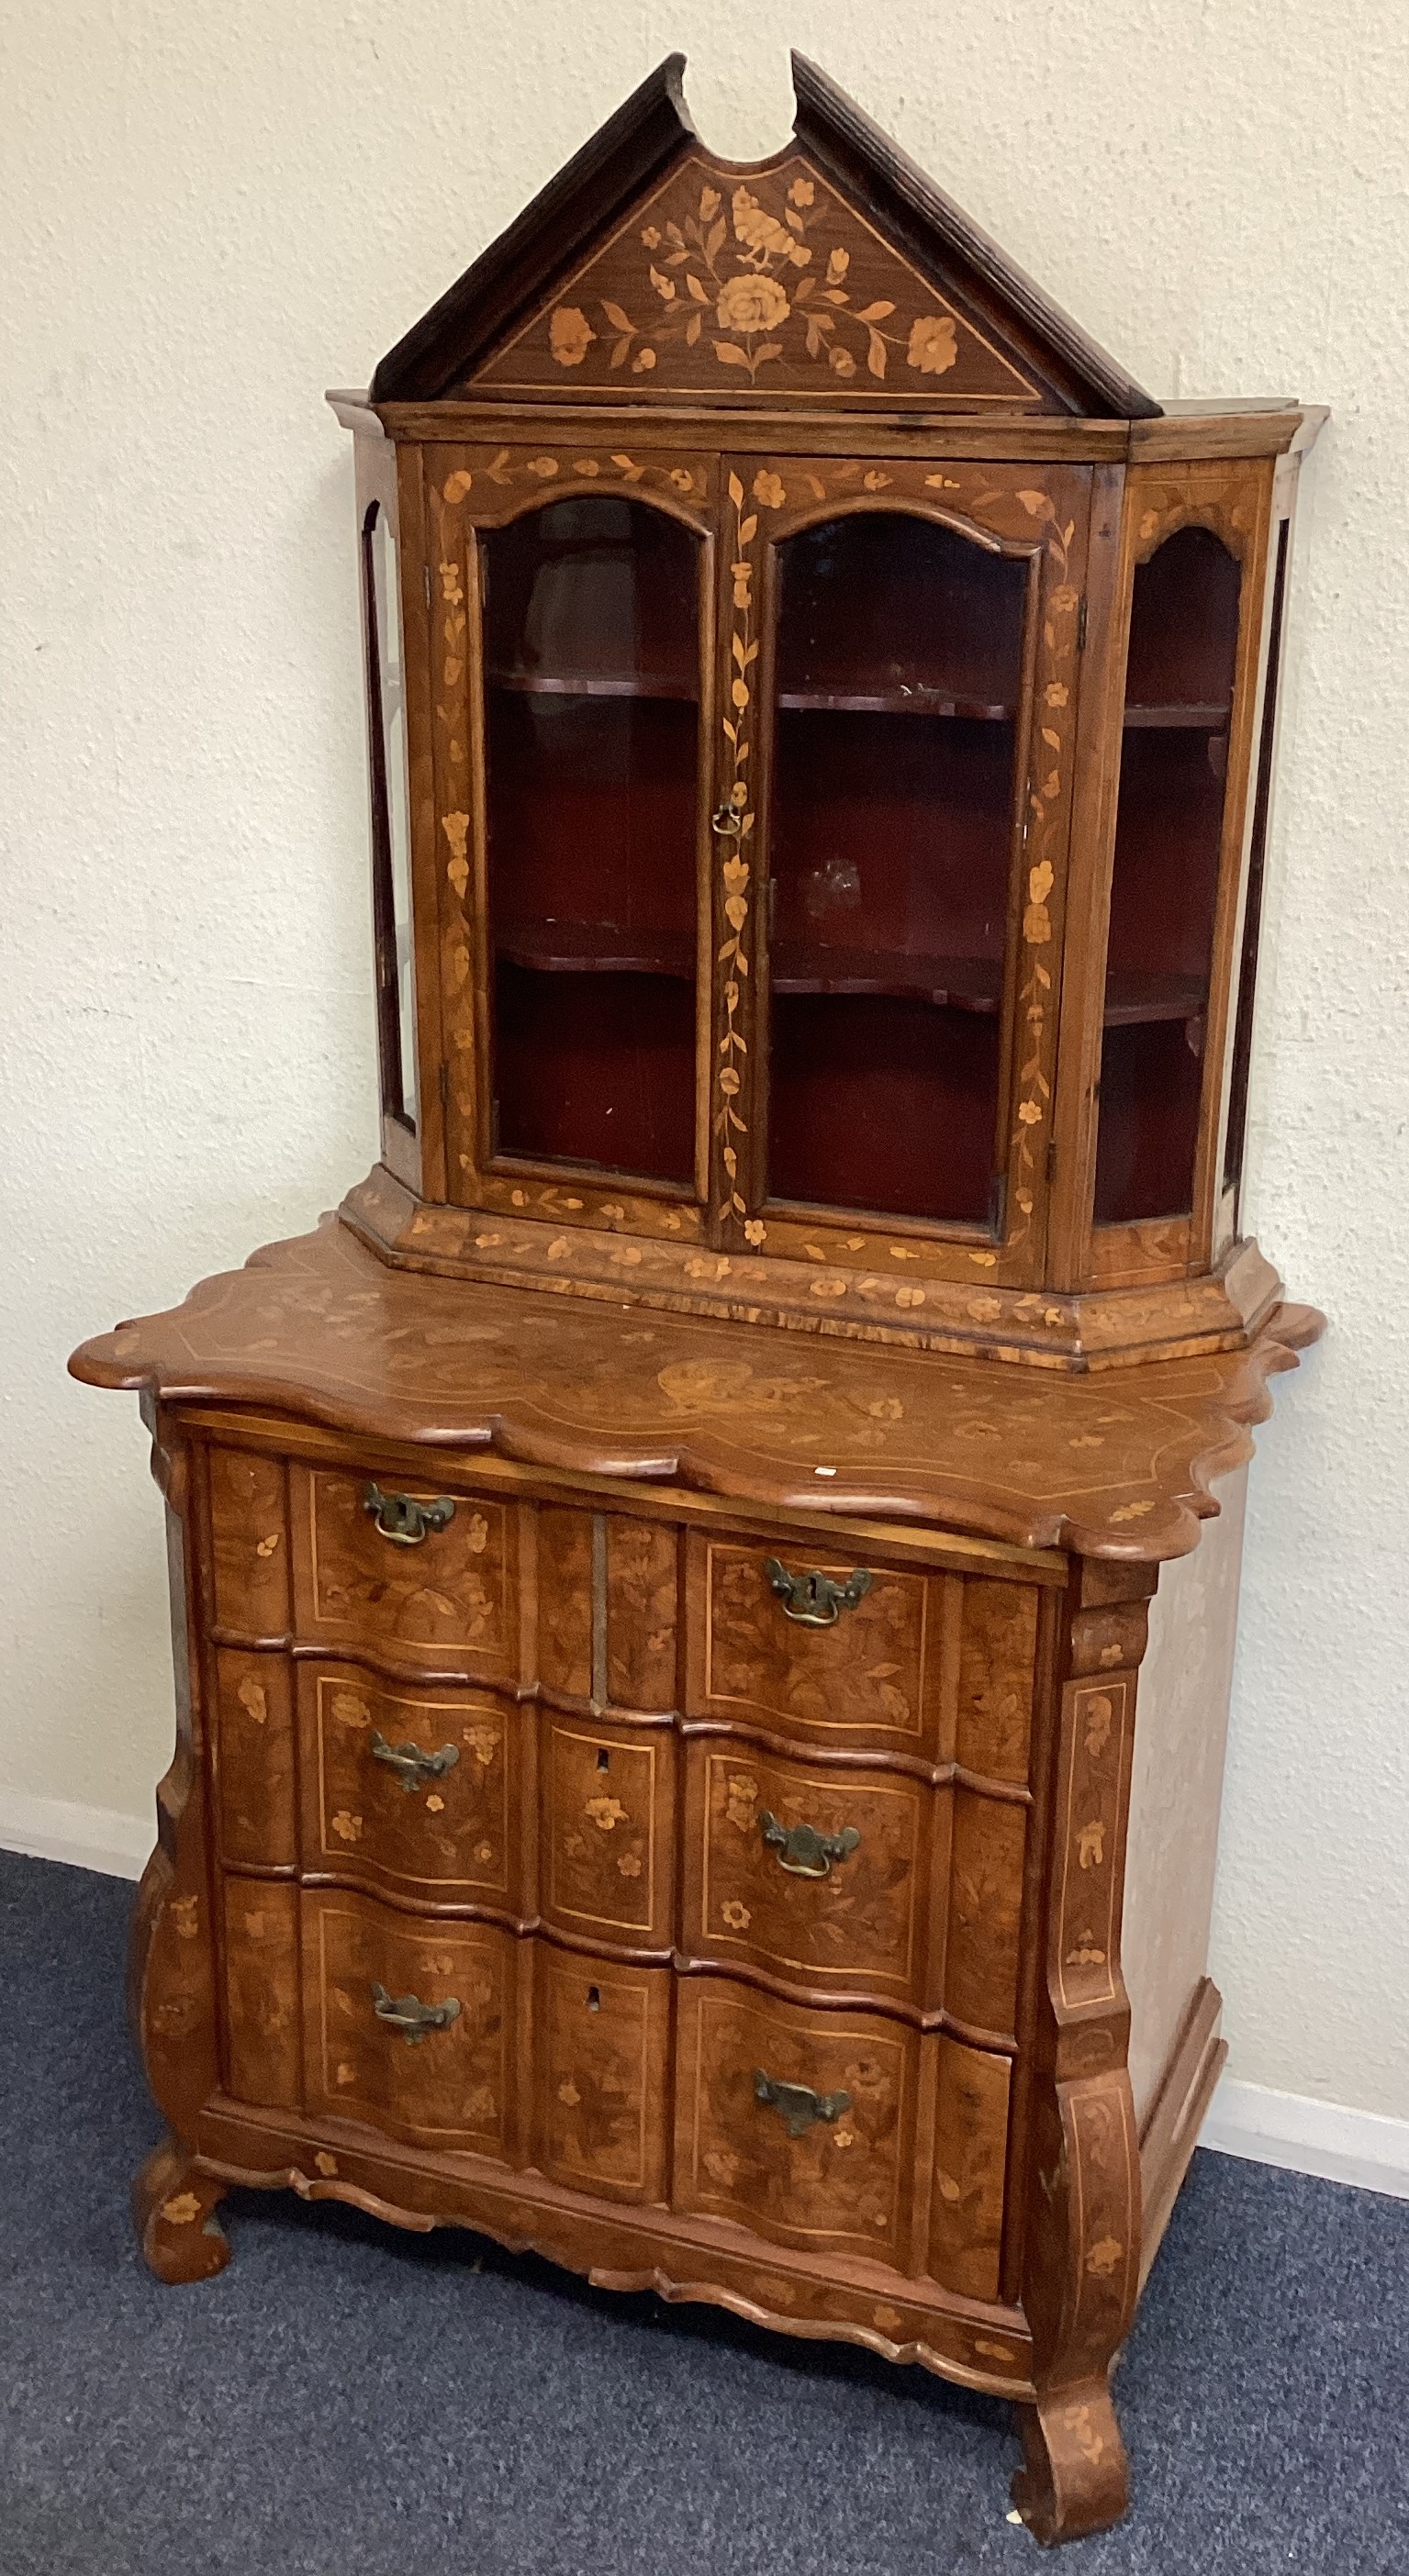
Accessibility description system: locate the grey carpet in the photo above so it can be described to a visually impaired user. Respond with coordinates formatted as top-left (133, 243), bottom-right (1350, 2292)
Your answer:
top-left (2, 1848), bottom-right (1405, 2575)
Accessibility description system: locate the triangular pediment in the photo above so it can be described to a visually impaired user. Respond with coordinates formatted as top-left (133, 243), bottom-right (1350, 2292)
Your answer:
top-left (373, 55), bottom-right (1159, 420)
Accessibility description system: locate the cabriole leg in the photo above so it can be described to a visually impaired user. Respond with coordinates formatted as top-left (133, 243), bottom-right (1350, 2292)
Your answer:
top-left (1011, 2373), bottom-right (1130, 2544)
top-left (133, 2136), bottom-right (230, 2284)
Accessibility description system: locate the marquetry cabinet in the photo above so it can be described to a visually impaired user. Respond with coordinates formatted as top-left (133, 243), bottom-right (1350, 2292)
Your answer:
top-left (73, 53), bottom-right (1325, 2548)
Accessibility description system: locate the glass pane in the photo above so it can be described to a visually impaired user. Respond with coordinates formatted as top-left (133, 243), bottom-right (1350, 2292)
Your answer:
top-left (766, 512), bottom-right (1027, 1225)
top-left (365, 501), bottom-right (418, 1127)
top-left (484, 497), bottom-right (699, 1184)
top-left (1093, 528), bottom-right (1242, 1226)
top-left (1223, 518), bottom-right (1291, 1213)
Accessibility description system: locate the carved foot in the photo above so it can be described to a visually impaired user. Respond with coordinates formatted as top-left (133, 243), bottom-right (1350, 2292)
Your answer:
top-left (1011, 2376), bottom-right (1130, 2545)
top-left (133, 2136), bottom-right (230, 2284)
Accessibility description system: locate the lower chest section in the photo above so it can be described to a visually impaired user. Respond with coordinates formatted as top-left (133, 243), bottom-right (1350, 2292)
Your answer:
top-left (194, 1427), bottom-right (1058, 2313)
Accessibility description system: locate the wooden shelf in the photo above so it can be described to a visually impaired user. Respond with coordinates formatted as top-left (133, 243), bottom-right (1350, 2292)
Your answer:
top-left (499, 930), bottom-right (1205, 1031)
top-left (498, 925), bottom-right (695, 981)
top-left (771, 942), bottom-right (1002, 1013)
top-left (777, 686), bottom-right (1014, 720)
top-left (1102, 971), bottom-right (1205, 1027)
top-left (1123, 702), bottom-right (1230, 730)
top-left (486, 668), bottom-right (698, 704)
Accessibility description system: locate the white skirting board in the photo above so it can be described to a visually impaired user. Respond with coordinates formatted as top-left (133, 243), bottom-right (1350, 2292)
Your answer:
top-left (1, 1789), bottom-right (151, 1882)
top-left (4, 1790), bottom-right (1408, 2203)
top-left (1201, 2074), bottom-right (1409, 2203)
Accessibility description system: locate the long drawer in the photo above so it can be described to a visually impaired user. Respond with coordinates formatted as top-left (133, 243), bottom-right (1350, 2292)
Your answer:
top-left (218, 1885), bottom-right (1013, 2298)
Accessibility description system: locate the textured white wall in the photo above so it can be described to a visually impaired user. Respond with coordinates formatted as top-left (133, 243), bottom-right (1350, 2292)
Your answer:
top-left (5, 1), bottom-right (1406, 2120)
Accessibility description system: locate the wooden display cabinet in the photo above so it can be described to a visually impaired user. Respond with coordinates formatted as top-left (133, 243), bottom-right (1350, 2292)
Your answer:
top-left (72, 56), bottom-right (1325, 2546)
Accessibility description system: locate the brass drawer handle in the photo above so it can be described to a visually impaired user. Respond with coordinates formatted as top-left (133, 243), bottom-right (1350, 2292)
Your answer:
top-left (370, 1730), bottom-right (461, 1793)
top-left (764, 1558), bottom-right (873, 1626)
top-left (758, 1812), bottom-right (861, 1879)
top-left (754, 2069), bottom-right (852, 2139)
top-left (363, 1481), bottom-right (456, 1546)
top-left (370, 1981), bottom-right (462, 2044)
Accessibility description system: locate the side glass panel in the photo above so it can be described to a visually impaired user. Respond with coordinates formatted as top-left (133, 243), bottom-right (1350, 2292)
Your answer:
top-left (1223, 517), bottom-right (1291, 1218)
top-left (1093, 528), bottom-right (1242, 1226)
top-left (765, 511), bottom-right (1027, 1227)
top-left (363, 499), bottom-right (418, 1129)
top-left (483, 497), bottom-right (699, 1185)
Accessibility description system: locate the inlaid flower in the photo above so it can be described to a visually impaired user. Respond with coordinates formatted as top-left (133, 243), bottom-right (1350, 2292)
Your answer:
top-left (828, 346), bottom-right (856, 378)
top-left (788, 176), bottom-right (815, 207)
top-left (549, 306), bottom-right (596, 367)
top-left (641, 226), bottom-right (662, 248)
top-left (717, 273), bottom-right (790, 338)
top-left (585, 1794), bottom-right (627, 1832)
top-left (752, 469), bottom-right (787, 509)
top-left (907, 314), bottom-right (958, 375)
top-left (330, 1811), bottom-right (362, 1843)
top-left (721, 1899), bottom-right (751, 1931)
top-left (744, 1220), bottom-right (766, 1246)
top-left (557, 2078), bottom-right (581, 2107)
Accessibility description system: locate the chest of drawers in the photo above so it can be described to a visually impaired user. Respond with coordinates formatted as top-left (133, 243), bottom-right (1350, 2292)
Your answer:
top-left (72, 1222), bottom-right (1320, 2544)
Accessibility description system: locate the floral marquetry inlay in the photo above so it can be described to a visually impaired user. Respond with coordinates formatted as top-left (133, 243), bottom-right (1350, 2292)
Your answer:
top-left (472, 155), bottom-right (1041, 407)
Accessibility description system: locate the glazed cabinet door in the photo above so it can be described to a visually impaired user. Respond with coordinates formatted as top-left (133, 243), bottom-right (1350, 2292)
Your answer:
top-left (429, 445), bottom-right (720, 1237)
top-left (709, 458), bottom-right (1090, 1284)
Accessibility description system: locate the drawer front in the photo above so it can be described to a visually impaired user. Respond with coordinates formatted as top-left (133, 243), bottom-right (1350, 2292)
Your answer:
top-left (674, 1979), bottom-right (917, 2268)
top-left (212, 1646), bottom-right (296, 1868)
top-left (222, 1877), bottom-right (300, 2111)
top-left (540, 1714), bottom-right (675, 1951)
top-left (929, 2036), bottom-right (1012, 2304)
top-left (534, 1948), bottom-right (670, 2202)
top-left (208, 1445), bottom-right (290, 1635)
top-left (296, 1468), bottom-right (519, 1676)
top-left (690, 1536), bottom-right (937, 1754)
top-left (685, 1747), bottom-right (934, 2006)
top-left (302, 1891), bottom-right (514, 2154)
top-left (606, 1516), bottom-right (678, 1711)
top-left (299, 1665), bottom-right (523, 1909)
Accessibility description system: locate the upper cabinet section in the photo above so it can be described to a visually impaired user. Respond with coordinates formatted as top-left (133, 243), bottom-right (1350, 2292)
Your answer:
top-left (335, 55), bottom-right (1323, 1369)
top-left (371, 54), bottom-right (1161, 419)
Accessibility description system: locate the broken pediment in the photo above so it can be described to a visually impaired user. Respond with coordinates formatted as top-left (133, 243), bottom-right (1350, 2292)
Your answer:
top-left (372, 55), bottom-right (1159, 420)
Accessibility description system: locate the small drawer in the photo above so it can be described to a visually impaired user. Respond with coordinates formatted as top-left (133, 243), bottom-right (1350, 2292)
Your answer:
top-left (301, 1889), bottom-right (515, 2155)
top-left (294, 1466), bottom-right (520, 1677)
top-left (688, 1534), bottom-right (939, 1755)
top-left (533, 1947), bottom-right (670, 2203)
top-left (207, 1444), bottom-right (290, 1636)
top-left (540, 1714), bottom-right (675, 1952)
top-left (684, 1746), bottom-right (936, 2008)
top-left (298, 1664), bottom-right (524, 1912)
top-left (212, 1646), bottom-right (296, 1868)
top-left (674, 1978), bottom-right (918, 2269)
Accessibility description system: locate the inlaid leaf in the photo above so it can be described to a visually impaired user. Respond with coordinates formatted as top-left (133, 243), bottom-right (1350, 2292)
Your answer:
top-left (866, 329), bottom-right (888, 378)
top-left (855, 301), bottom-right (895, 321)
top-left (686, 272), bottom-right (710, 304)
top-left (713, 340), bottom-right (751, 369)
top-left (601, 302), bottom-right (633, 333)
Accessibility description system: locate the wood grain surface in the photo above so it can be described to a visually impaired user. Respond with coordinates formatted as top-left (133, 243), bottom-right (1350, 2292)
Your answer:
top-left (73, 1218), bottom-right (1320, 1564)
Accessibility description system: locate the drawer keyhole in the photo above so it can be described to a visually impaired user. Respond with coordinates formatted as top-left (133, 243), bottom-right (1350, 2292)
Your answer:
top-left (597, 1747), bottom-right (610, 1772)
top-left (587, 1985), bottom-right (600, 2013)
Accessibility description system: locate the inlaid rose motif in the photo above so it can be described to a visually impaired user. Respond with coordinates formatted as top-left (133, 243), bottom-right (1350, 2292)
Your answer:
top-left (716, 272), bottom-right (790, 337)
top-left (549, 306), bottom-right (595, 366)
top-left (907, 314), bottom-right (958, 374)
